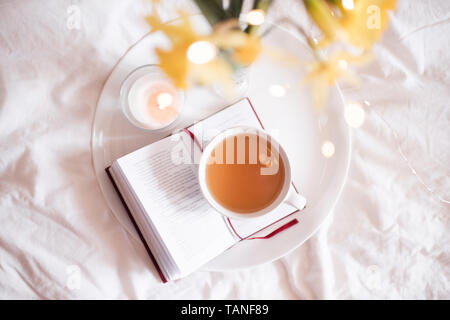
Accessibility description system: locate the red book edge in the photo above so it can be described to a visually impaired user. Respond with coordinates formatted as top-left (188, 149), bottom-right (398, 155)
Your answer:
top-left (105, 166), bottom-right (168, 283)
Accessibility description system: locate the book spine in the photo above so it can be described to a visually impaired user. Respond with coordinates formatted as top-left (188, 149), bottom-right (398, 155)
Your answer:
top-left (105, 167), bottom-right (168, 283)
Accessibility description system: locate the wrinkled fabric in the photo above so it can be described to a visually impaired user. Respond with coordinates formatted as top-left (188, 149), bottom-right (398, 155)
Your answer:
top-left (0, 0), bottom-right (448, 299)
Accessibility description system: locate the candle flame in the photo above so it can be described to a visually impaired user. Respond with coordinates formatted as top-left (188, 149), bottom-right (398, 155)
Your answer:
top-left (156, 92), bottom-right (173, 110)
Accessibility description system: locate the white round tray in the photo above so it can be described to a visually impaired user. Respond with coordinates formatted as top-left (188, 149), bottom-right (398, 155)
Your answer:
top-left (91, 16), bottom-right (351, 271)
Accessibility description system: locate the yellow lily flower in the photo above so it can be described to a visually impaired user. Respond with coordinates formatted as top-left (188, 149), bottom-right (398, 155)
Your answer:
top-left (304, 51), bottom-right (372, 109)
top-left (340, 0), bottom-right (397, 50)
top-left (302, 0), bottom-right (396, 108)
top-left (303, 0), bottom-right (396, 50)
top-left (233, 35), bottom-right (262, 65)
top-left (146, 11), bottom-right (262, 90)
top-left (303, 0), bottom-right (342, 48)
top-left (146, 11), bottom-right (202, 89)
top-left (210, 24), bottom-right (262, 66)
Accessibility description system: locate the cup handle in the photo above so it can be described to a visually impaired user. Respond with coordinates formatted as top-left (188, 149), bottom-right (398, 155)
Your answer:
top-left (285, 189), bottom-right (307, 211)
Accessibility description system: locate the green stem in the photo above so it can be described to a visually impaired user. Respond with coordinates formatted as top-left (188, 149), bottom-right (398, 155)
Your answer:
top-left (227, 0), bottom-right (244, 18)
top-left (192, 0), bottom-right (230, 27)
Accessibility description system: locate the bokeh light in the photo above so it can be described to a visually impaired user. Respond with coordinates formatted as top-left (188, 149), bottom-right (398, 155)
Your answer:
top-left (246, 9), bottom-right (265, 26)
top-left (338, 59), bottom-right (348, 70)
top-left (187, 41), bottom-right (217, 64)
top-left (269, 84), bottom-right (286, 97)
top-left (342, 0), bottom-right (355, 10)
top-left (344, 103), bottom-right (365, 128)
top-left (321, 141), bottom-right (335, 158)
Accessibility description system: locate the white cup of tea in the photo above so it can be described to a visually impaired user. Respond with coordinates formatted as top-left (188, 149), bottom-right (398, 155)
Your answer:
top-left (198, 126), bottom-right (307, 220)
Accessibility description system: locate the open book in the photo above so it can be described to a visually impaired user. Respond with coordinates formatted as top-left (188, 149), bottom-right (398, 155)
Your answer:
top-left (107, 98), bottom-right (303, 282)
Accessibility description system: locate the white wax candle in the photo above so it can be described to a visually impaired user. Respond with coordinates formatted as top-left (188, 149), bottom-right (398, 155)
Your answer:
top-left (127, 75), bottom-right (181, 130)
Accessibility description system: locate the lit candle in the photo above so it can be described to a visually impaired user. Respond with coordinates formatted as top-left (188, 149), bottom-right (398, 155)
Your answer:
top-left (127, 74), bottom-right (182, 130)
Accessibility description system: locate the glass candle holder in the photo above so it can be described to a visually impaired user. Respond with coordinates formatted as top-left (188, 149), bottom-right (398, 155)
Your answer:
top-left (119, 65), bottom-right (184, 131)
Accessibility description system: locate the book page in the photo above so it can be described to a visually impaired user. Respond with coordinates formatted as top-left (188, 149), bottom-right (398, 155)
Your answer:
top-left (188, 99), bottom-right (262, 149)
top-left (187, 98), bottom-right (300, 240)
top-left (225, 198), bottom-right (298, 239)
top-left (116, 133), bottom-right (235, 276)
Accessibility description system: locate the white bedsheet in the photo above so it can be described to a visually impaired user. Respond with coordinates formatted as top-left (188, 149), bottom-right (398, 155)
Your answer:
top-left (0, 0), bottom-right (448, 299)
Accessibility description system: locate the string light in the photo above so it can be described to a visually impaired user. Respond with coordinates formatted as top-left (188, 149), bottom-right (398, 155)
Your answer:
top-left (342, 0), bottom-right (354, 10)
top-left (338, 59), bottom-right (348, 70)
top-left (321, 141), bottom-right (335, 158)
top-left (246, 9), bottom-right (265, 26)
top-left (345, 103), bottom-right (365, 128)
top-left (156, 92), bottom-right (173, 110)
top-left (269, 84), bottom-right (286, 97)
top-left (187, 41), bottom-right (217, 64)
